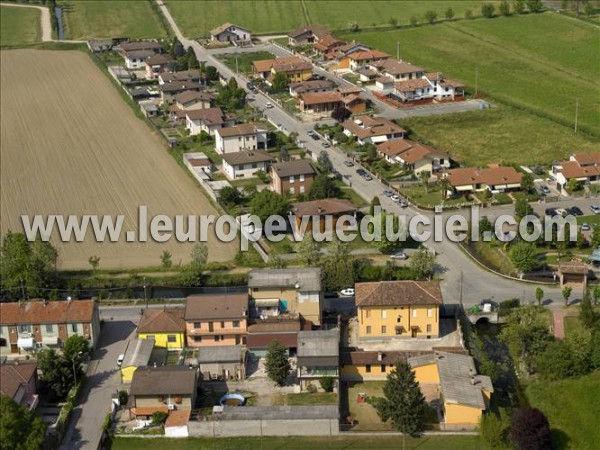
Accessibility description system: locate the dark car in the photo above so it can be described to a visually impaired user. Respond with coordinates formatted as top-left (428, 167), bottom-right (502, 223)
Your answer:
top-left (569, 206), bottom-right (583, 216)
top-left (311, 134), bottom-right (320, 140)
top-left (540, 185), bottom-right (551, 195)
top-left (356, 168), bottom-right (367, 176)
top-left (545, 207), bottom-right (557, 217)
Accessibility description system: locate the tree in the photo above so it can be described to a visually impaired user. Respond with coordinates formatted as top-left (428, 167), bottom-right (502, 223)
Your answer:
top-left (509, 242), bottom-right (538, 273)
top-left (514, 198), bottom-right (533, 219)
top-left (424, 10), bottom-right (437, 23)
top-left (88, 255), bottom-right (100, 273)
top-left (264, 340), bottom-right (290, 385)
top-left (219, 186), bottom-right (242, 207)
top-left (409, 247), bottom-right (436, 280)
top-left (366, 144), bottom-right (377, 159)
top-left (160, 250), bottom-right (173, 268)
top-left (250, 190), bottom-right (290, 222)
top-left (509, 408), bottom-right (552, 450)
top-left (499, 0), bottom-right (511, 15)
top-left (185, 46), bottom-right (199, 69)
top-left (445, 7), bottom-right (455, 19)
top-left (37, 349), bottom-right (76, 399)
top-left (520, 172), bottom-right (534, 192)
top-left (535, 287), bottom-right (544, 306)
top-left (170, 37), bottom-right (185, 58)
top-left (479, 216), bottom-right (494, 237)
top-left (592, 226), bottom-right (600, 248)
top-left (331, 106), bottom-right (351, 123)
top-left (308, 174), bottom-right (340, 200)
top-left (279, 146), bottom-right (290, 162)
top-left (526, 0), bottom-right (544, 13)
top-left (513, 0), bottom-right (526, 14)
top-left (321, 241), bottom-right (356, 291)
top-left (580, 293), bottom-right (597, 328)
top-left (373, 361), bottom-right (427, 434)
top-left (419, 170), bottom-right (431, 193)
top-left (63, 335), bottom-right (90, 362)
top-left (370, 196), bottom-right (381, 216)
top-left (482, 3), bottom-right (496, 17)
top-left (0, 395), bottom-right (47, 450)
top-left (269, 254), bottom-right (288, 269)
top-left (271, 72), bottom-right (289, 92)
top-left (562, 285), bottom-right (572, 306)
top-left (298, 234), bottom-right (321, 266)
top-left (190, 243), bottom-right (208, 270)
top-left (593, 285), bottom-right (600, 306)
top-left (317, 151), bottom-right (334, 174)
top-left (151, 411), bottom-right (168, 426)
top-left (567, 178), bottom-right (583, 192)
top-left (465, 9), bottom-right (474, 18)
top-left (388, 17), bottom-right (399, 27)
top-left (479, 413), bottom-right (507, 448)
top-left (377, 213), bottom-right (405, 254)
top-left (217, 77), bottom-right (246, 110)
top-left (410, 15), bottom-right (418, 25)
top-left (438, 176), bottom-right (451, 199)
top-left (320, 376), bottom-right (335, 392)
top-left (204, 65), bottom-right (219, 82)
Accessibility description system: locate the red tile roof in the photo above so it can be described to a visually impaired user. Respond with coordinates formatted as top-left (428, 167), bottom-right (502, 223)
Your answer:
top-left (447, 166), bottom-right (523, 187)
top-left (377, 139), bottom-right (448, 163)
top-left (0, 300), bottom-right (95, 325)
top-left (343, 116), bottom-right (406, 140)
top-left (355, 281), bottom-right (443, 307)
top-left (300, 91), bottom-right (343, 106)
top-left (137, 308), bottom-right (186, 334)
top-left (348, 50), bottom-right (390, 61)
top-left (0, 362), bottom-right (37, 399)
top-left (560, 161), bottom-right (600, 179)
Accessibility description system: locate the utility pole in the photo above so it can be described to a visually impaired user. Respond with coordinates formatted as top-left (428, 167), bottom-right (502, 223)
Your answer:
top-left (235, 56), bottom-right (239, 75)
top-left (474, 66), bottom-right (479, 98)
top-left (397, 41), bottom-right (400, 60)
top-left (20, 279), bottom-right (25, 300)
top-left (459, 270), bottom-right (464, 310)
top-left (143, 276), bottom-right (148, 309)
top-left (574, 99), bottom-right (579, 133)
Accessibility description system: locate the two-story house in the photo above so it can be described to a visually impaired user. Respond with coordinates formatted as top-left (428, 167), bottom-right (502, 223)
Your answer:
top-left (222, 150), bottom-right (274, 180)
top-left (252, 56), bottom-right (313, 84)
top-left (551, 152), bottom-right (600, 191)
top-left (210, 23), bottom-right (252, 46)
top-left (158, 70), bottom-right (203, 85)
top-left (342, 115), bottom-right (406, 145)
top-left (137, 308), bottom-right (186, 349)
top-left (0, 299), bottom-right (100, 355)
top-left (297, 329), bottom-right (339, 390)
top-left (184, 293), bottom-right (248, 347)
top-left (215, 123), bottom-right (268, 154)
top-left (159, 80), bottom-right (202, 104)
top-left (345, 50), bottom-right (390, 71)
top-left (145, 54), bottom-right (173, 79)
top-left (377, 59), bottom-right (425, 81)
top-left (185, 107), bottom-right (236, 136)
top-left (377, 139), bottom-right (451, 174)
top-left (248, 268), bottom-right (323, 326)
top-left (173, 91), bottom-right (215, 111)
top-left (0, 361), bottom-right (39, 410)
top-left (355, 280), bottom-right (442, 340)
top-left (270, 159), bottom-right (317, 196)
top-left (287, 25), bottom-right (329, 46)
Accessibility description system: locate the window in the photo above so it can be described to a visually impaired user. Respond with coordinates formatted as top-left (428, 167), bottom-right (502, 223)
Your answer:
top-left (365, 309), bottom-right (371, 319)
top-left (251, 163), bottom-right (257, 169)
top-left (193, 321), bottom-right (201, 329)
top-left (381, 326), bottom-right (387, 334)
top-left (18, 325), bottom-right (31, 334)
top-left (289, 176), bottom-right (295, 183)
top-left (167, 335), bottom-right (177, 343)
top-left (214, 336), bottom-right (220, 342)
top-left (194, 336), bottom-right (202, 342)
top-left (238, 136), bottom-right (242, 141)
top-left (71, 323), bottom-right (78, 333)
top-left (412, 309), bottom-right (417, 318)
top-left (299, 185), bottom-right (305, 193)
top-left (299, 175), bottom-right (305, 182)
top-left (221, 321), bottom-right (225, 328)
top-left (232, 321), bottom-right (240, 328)
top-left (366, 364), bottom-right (371, 373)
top-left (366, 326), bottom-right (372, 335)
top-left (396, 316), bottom-right (402, 323)
top-left (395, 327), bottom-right (403, 335)
top-left (427, 324), bottom-right (432, 332)
top-left (381, 310), bottom-right (387, 319)
top-left (427, 308), bottom-right (433, 318)
top-left (45, 324), bottom-right (54, 333)
top-left (289, 187), bottom-right (295, 194)
top-left (381, 365), bottom-right (386, 373)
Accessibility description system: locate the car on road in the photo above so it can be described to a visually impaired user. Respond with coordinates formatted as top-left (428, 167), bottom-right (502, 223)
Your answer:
top-left (540, 185), bottom-right (551, 195)
top-left (556, 208), bottom-right (568, 217)
top-left (265, 102), bottom-right (273, 109)
top-left (390, 251), bottom-right (408, 260)
top-left (117, 354), bottom-right (125, 367)
top-left (569, 206), bottom-right (584, 216)
top-left (322, 142), bottom-right (330, 148)
top-left (383, 189), bottom-right (394, 197)
top-left (311, 134), bottom-right (320, 140)
top-left (591, 205), bottom-right (600, 214)
top-left (340, 288), bottom-right (355, 297)
top-left (363, 174), bottom-right (373, 181)
top-left (307, 130), bottom-right (315, 137)
top-left (391, 194), bottom-right (401, 203)
top-left (581, 223), bottom-right (591, 231)
top-left (545, 207), bottom-right (557, 217)
top-left (344, 160), bottom-right (354, 167)
top-left (399, 199), bottom-right (409, 208)
top-left (356, 168), bottom-right (366, 176)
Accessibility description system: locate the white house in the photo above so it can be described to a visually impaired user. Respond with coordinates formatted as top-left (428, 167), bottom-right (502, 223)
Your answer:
top-left (342, 115), bottom-right (406, 145)
top-left (123, 50), bottom-right (155, 69)
top-left (377, 59), bottom-right (425, 81)
top-left (222, 150), bottom-right (275, 180)
top-left (173, 91), bottom-right (214, 110)
top-left (394, 72), bottom-right (464, 102)
top-left (185, 107), bottom-right (236, 136)
top-left (377, 139), bottom-right (451, 174)
top-left (215, 123), bottom-right (268, 154)
top-left (210, 23), bottom-right (252, 46)
top-left (551, 152), bottom-right (600, 190)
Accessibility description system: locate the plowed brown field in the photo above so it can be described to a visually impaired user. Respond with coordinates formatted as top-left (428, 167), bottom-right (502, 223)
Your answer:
top-left (0, 50), bottom-right (236, 269)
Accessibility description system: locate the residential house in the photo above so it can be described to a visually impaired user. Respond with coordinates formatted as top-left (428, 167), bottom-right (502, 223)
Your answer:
top-left (313, 34), bottom-right (346, 56)
top-left (159, 80), bottom-right (202, 104)
top-left (210, 23), bottom-right (252, 46)
top-left (377, 139), bottom-right (450, 174)
top-left (408, 351), bottom-right (493, 429)
top-left (197, 345), bottom-right (247, 380)
top-left (183, 152), bottom-right (213, 175)
top-left (145, 54), bottom-right (173, 79)
top-left (355, 280), bottom-right (443, 340)
top-left (139, 99), bottom-right (159, 118)
top-left (159, 70), bottom-right (203, 85)
top-left (339, 90), bottom-right (367, 114)
top-left (185, 107), bottom-right (236, 136)
top-left (329, 41), bottom-right (371, 66)
top-left (378, 60), bottom-right (425, 81)
top-left (289, 80), bottom-right (335, 97)
top-left (120, 40), bottom-right (161, 53)
top-left (173, 91), bottom-right (215, 110)
top-left (291, 198), bottom-right (356, 238)
top-left (137, 308), bottom-right (186, 349)
top-left (551, 152), bottom-right (600, 190)
top-left (123, 50), bottom-right (156, 69)
top-left (447, 165), bottom-right (523, 194)
top-left (119, 338), bottom-right (154, 383)
top-left (346, 50), bottom-right (390, 71)
top-left (297, 329), bottom-right (339, 390)
top-left (184, 293), bottom-right (248, 347)
top-left (252, 56), bottom-right (313, 84)
top-left (0, 361), bottom-right (39, 410)
top-left (222, 150), bottom-right (274, 180)
top-left (299, 91), bottom-right (344, 114)
top-left (424, 72), bottom-right (465, 101)
top-left (246, 317), bottom-right (306, 357)
top-left (374, 76), bottom-right (395, 92)
top-left (248, 268), bottom-right (323, 325)
top-left (394, 72), bottom-right (464, 102)
top-left (215, 123), bottom-right (268, 153)
top-left (356, 68), bottom-right (379, 83)
top-left (288, 25), bottom-right (329, 46)
top-left (0, 299), bottom-right (100, 355)
top-left (129, 366), bottom-right (198, 421)
top-left (340, 350), bottom-right (431, 381)
top-left (270, 159), bottom-right (317, 196)
top-left (342, 115), bottom-right (406, 145)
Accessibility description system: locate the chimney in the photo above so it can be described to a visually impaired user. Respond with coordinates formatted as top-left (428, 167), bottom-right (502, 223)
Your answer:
top-left (377, 352), bottom-right (383, 362)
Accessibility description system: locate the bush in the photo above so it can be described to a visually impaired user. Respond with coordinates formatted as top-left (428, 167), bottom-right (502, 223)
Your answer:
top-left (424, 10), bottom-right (438, 23)
top-left (498, 298), bottom-right (520, 316)
top-left (151, 411), bottom-right (168, 426)
top-left (465, 9), bottom-right (473, 18)
top-left (307, 383), bottom-right (318, 393)
top-left (482, 3), bottom-right (496, 17)
top-left (480, 413), bottom-right (507, 447)
top-left (118, 390), bottom-right (129, 406)
top-left (320, 377), bottom-right (335, 392)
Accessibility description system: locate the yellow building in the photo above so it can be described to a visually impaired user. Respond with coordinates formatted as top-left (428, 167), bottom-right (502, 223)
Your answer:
top-left (408, 351), bottom-right (494, 429)
top-left (119, 338), bottom-right (154, 383)
top-left (252, 56), bottom-right (313, 84)
top-left (137, 308), bottom-right (186, 349)
top-left (355, 280), bottom-right (442, 340)
top-left (340, 350), bottom-right (435, 381)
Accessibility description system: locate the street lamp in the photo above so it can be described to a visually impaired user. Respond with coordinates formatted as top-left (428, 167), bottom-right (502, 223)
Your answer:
top-left (72, 351), bottom-right (83, 384)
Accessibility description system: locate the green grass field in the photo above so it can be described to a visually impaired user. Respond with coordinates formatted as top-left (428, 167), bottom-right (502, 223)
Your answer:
top-left (165, 0), bottom-right (306, 37)
top-left (0, 5), bottom-right (41, 47)
top-left (526, 371), bottom-right (600, 449)
top-left (60, 1), bottom-right (167, 40)
top-left (218, 50), bottom-right (275, 74)
top-left (398, 105), bottom-right (600, 166)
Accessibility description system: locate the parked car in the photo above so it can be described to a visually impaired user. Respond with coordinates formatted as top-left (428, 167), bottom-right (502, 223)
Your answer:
top-left (265, 102), bottom-right (273, 109)
top-left (311, 134), bottom-right (320, 141)
top-left (540, 185), bottom-right (551, 195)
top-left (569, 206), bottom-right (584, 216)
top-left (391, 194), bottom-right (401, 203)
top-left (322, 142), bottom-right (330, 148)
top-left (340, 288), bottom-right (355, 297)
top-left (581, 223), bottom-right (591, 231)
top-left (383, 189), bottom-right (394, 197)
top-left (545, 208), bottom-right (557, 217)
top-left (390, 251), bottom-right (408, 260)
top-left (117, 354), bottom-right (125, 367)
top-left (344, 160), bottom-right (354, 167)
top-left (399, 199), bottom-right (409, 208)
top-left (556, 208), bottom-right (568, 217)
top-left (307, 130), bottom-right (315, 136)
top-left (591, 205), bottom-right (600, 214)
top-left (356, 168), bottom-right (367, 176)
top-left (363, 174), bottom-right (373, 181)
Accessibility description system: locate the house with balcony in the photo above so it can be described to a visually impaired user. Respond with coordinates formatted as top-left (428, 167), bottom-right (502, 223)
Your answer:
top-left (287, 25), bottom-right (329, 46)
top-left (222, 150), bottom-right (274, 180)
top-left (137, 308), bottom-right (186, 349)
top-left (393, 72), bottom-right (464, 102)
top-left (184, 293), bottom-right (248, 347)
top-left (145, 54), bottom-right (173, 79)
top-left (551, 152), bottom-right (600, 190)
top-left (297, 329), bottom-right (339, 391)
top-left (342, 115), bottom-right (406, 145)
top-left (215, 123), bottom-right (268, 154)
top-left (0, 361), bottom-right (39, 411)
top-left (313, 34), bottom-right (346, 56)
top-left (248, 268), bottom-right (323, 326)
top-left (377, 139), bottom-right (451, 174)
top-left (185, 107), bottom-right (236, 136)
top-left (210, 23), bottom-right (252, 46)
top-left (0, 299), bottom-right (100, 355)
top-left (270, 159), bottom-right (317, 196)
top-left (355, 280), bottom-right (442, 341)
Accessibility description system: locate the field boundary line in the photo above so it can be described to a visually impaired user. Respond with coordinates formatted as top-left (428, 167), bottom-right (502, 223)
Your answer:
top-left (301, 0), bottom-right (311, 25)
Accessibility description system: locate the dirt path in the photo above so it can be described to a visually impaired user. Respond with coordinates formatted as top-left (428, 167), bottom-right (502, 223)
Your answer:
top-left (0, 2), bottom-right (52, 42)
top-left (553, 309), bottom-right (566, 339)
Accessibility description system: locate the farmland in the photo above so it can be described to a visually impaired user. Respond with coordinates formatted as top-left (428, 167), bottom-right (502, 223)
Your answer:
top-left (60, 0), bottom-right (167, 40)
top-left (340, 13), bottom-right (600, 136)
top-left (0, 49), bottom-right (236, 270)
top-left (0, 5), bottom-right (41, 47)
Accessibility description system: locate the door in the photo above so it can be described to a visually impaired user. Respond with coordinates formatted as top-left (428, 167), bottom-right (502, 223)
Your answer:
top-left (411, 328), bottom-right (417, 338)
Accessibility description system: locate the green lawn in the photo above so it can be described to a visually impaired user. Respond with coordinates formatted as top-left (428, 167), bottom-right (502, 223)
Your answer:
top-left (274, 391), bottom-right (338, 406)
top-left (113, 435), bottom-right (487, 449)
top-left (165, 0), bottom-right (306, 36)
top-left (340, 13), bottom-right (600, 137)
top-left (577, 214), bottom-right (600, 225)
top-left (218, 50), bottom-right (275, 74)
top-left (526, 371), bottom-right (600, 449)
top-left (60, 1), bottom-right (167, 40)
top-left (0, 5), bottom-right (41, 47)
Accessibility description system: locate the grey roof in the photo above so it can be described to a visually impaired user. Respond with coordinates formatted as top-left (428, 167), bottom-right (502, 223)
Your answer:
top-left (271, 159), bottom-right (316, 179)
top-left (130, 366), bottom-right (197, 396)
top-left (124, 49), bottom-right (155, 60)
top-left (198, 345), bottom-right (244, 364)
top-left (217, 405), bottom-right (338, 421)
top-left (222, 150), bottom-right (274, 166)
top-left (297, 329), bottom-right (339, 358)
top-left (435, 352), bottom-right (493, 410)
top-left (122, 339), bottom-right (154, 368)
top-left (248, 268), bottom-right (321, 291)
top-left (406, 353), bottom-right (436, 368)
